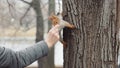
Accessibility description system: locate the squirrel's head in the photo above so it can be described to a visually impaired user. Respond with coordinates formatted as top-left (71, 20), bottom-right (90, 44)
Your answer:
top-left (49, 13), bottom-right (75, 29)
top-left (49, 13), bottom-right (60, 26)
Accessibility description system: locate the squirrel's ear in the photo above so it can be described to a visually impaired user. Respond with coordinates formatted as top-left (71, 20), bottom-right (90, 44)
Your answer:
top-left (57, 12), bottom-right (60, 15)
top-left (57, 12), bottom-right (63, 16)
top-left (49, 12), bottom-right (54, 20)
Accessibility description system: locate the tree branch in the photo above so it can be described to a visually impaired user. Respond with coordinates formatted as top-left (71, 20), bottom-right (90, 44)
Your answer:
top-left (7, 0), bottom-right (15, 18)
top-left (20, 0), bottom-right (31, 5)
top-left (20, 6), bottom-right (31, 25)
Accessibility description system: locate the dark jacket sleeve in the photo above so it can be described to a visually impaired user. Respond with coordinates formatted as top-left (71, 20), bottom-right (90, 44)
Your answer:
top-left (0, 41), bottom-right (49, 67)
top-left (0, 47), bottom-right (13, 67)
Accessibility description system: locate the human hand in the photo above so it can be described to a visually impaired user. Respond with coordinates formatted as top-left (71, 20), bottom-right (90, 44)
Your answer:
top-left (45, 25), bottom-right (60, 48)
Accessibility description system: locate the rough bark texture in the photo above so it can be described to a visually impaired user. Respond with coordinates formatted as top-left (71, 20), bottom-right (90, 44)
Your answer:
top-left (63, 0), bottom-right (119, 68)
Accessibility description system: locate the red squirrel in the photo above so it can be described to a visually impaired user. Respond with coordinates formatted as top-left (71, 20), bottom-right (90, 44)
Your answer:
top-left (49, 13), bottom-right (75, 47)
top-left (49, 13), bottom-right (75, 29)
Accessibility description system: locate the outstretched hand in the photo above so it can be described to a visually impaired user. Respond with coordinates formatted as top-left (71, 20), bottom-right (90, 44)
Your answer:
top-left (45, 25), bottom-right (60, 48)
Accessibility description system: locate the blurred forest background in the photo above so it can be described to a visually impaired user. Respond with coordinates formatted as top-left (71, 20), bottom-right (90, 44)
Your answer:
top-left (0, 0), bottom-right (63, 68)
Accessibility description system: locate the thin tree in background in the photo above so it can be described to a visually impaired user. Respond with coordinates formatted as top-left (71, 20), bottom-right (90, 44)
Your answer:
top-left (20, 0), bottom-right (56, 68)
top-left (63, 0), bottom-right (119, 68)
top-left (37, 0), bottom-right (55, 68)
top-left (37, 0), bottom-right (55, 67)
top-left (20, 0), bottom-right (44, 42)
top-left (44, 0), bottom-right (55, 68)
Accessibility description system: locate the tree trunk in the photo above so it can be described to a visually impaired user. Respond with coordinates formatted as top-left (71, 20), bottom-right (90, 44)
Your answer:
top-left (32, 0), bottom-right (44, 42)
top-left (63, 0), bottom-right (119, 68)
top-left (48, 0), bottom-right (55, 30)
top-left (32, 0), bottom-right (55, 68)
top-left (32, 0), bottom-right (45, 68)
top-left (44, 0), bottom-right (55, 68)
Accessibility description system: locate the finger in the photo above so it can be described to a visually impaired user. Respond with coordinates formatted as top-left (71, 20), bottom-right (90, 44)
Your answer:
top-left (54, 28), bottom-right (59, 33)
top-left (57, 32), bottom-right (60, 37)
top-left (54, 24), bottom-right (60, 29)
top-left (49, 27), bottom-right (55, 33)
top-left (55, 32), bottom-right (60, 39)
top-left (49, 28), bottom-right (59, 34)
top-left (49, 25), bottom-right (58, 31)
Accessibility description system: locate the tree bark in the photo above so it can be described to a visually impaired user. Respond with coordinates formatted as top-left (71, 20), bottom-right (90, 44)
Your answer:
top-left (32, 0), bottom-right (44, 42)
top-left (31, 0), bottom-right (45, 68)
top-left (63, 0), bottom-right (119, 68)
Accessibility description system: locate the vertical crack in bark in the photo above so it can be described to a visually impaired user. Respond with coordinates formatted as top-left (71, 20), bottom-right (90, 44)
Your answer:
top-left (81, 13), bottom-right (86, 68)
top-left (110, 8), bottom-right (115, 67)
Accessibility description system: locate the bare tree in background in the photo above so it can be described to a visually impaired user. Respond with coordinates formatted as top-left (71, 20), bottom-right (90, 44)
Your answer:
top-left (45, 0), bottom-right (55, 68)
top-left (63, 0), bottom-right (119, 68)
top-left (20, 0), bottom-right (45, 68)
top-left (21, 0), bottom-right (55, 68)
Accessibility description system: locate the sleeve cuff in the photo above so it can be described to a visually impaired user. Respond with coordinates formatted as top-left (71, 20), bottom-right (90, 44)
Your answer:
top-left (36, 41), bottom-right (49, 57)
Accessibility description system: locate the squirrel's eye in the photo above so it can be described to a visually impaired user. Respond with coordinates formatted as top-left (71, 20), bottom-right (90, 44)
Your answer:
top-left (55, 22), bottom-right (58, 24)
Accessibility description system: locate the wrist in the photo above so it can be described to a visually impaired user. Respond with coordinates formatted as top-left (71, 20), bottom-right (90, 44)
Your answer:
top-left (45, 40), bottom-right (53, 48)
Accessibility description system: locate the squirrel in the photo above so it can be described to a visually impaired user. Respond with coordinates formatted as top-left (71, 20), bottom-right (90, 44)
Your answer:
top-left (49, 13), bottom-right (75, 47)
top-left (49, 13), bottom-right (75, 29)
